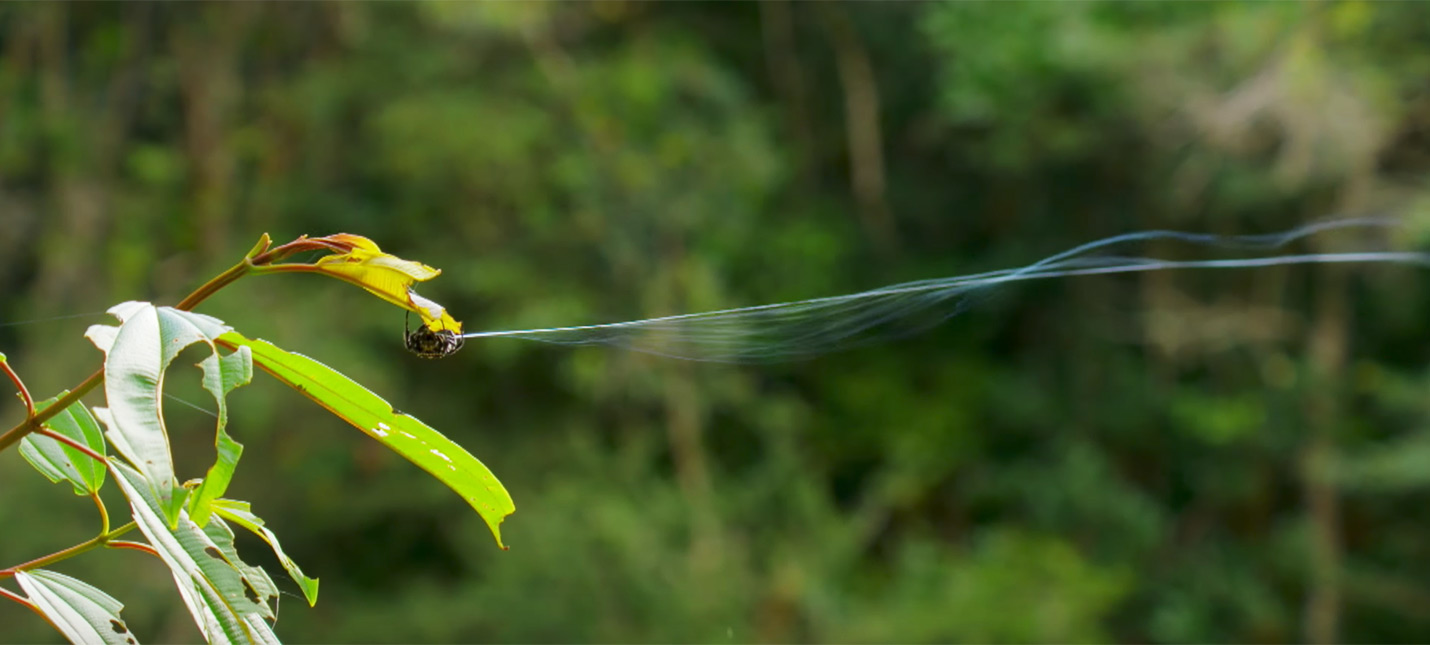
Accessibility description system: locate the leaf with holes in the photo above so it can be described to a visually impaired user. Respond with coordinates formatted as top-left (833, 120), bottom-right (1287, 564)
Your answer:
top-left (85, 302), bottom-right (239, 527)
top-left (211, 498), bottom-right (319, 607)
top-left (200, 514), bottom-right (283, 634)
top-left (20, 393), bottom-right (107, 495)
top-left (216, 331), bottom-right (514, 549)
top-left (189, 345), bottom-right (254, 527)
top-left (14, 569), bottom-right (138, 645)
top-left (111, 460), bottom-right (279, 644)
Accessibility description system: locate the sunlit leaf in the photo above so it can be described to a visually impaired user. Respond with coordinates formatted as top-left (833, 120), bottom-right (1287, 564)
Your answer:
top-left (200, 515), bottom-right (282, 624)
top-left (189, 346), bottom-right (255, 526)
top-left (217, 331), bottom-right (515, 549)
top-left (257, 233), bottom-right (463, 333)
top-left (111, 460), bottom-right (280, 644)
top-left (211, 498), bottom-right (319, 607)
top-left (84, 302), bottom-right (237, 527)
top-left (19, 393), bottom-right (106, 495)
top-left (14, 569), bottom-right (137, 645)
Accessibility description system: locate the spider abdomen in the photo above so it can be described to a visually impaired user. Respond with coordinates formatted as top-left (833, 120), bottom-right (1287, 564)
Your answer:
top-left (405, 325), bottom-right (465, 359)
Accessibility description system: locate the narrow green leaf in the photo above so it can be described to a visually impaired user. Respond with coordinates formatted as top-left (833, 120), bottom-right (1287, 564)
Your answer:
top-left (14, 569), bottom-right (138, 645)
top-left (212, 498), bottom-right (320, 606)
top-left (111, 460), bottom-right (280, 644)
top-left (218, 331), bottom-right (516, 549)
top-left (200, 516), bottom-right (282, 622)
top-left (85, 302), bottom-right (237, 527)
top-left (19, 393), bottom-right (107, 495)
top-left (190, 346), bottom-right (254, 526)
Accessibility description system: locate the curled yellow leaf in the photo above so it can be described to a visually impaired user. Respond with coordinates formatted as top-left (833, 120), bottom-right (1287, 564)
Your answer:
top-left (255, 233), bottom-right (462, 333)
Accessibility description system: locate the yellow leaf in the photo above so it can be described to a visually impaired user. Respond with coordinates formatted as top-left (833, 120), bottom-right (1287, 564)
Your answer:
top-left (257, 234), bottom-right (462, 333)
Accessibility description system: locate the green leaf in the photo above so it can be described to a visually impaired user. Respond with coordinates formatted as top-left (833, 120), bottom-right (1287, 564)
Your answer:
top-left (19, 393), bottom-right (107, 495)
top-left (111, 459), bottom-right (280, 644)
top-left (189, 346), bottom-right (255, 526)
top-left (84, 302), bottom-right (238, 527)
top-left (14, 569), bottom-right (138, 645)
top-left (212, 498), bottom-right (320, 606)
top-left (200, 515), bottom-right (282, 622)
top-left (217, 331), bottom-right (516, 549)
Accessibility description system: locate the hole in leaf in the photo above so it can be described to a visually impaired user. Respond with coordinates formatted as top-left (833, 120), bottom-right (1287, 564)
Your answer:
top-left (110, 620), bottom-right (127, 634)
top-left (204, 546), bottom-right (224, 560)
top-left (243, 578), bottom-right (262, 604)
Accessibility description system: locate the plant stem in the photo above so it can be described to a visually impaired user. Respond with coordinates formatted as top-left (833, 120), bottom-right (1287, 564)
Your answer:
top-left (174, 257), bottom-right (254, 311)
top-left (0, 585), bottom-right (39, 615)
top-left (105, 541), bottom-right (159, 558)
top-left (0, 358), bottom-right (35, 418)
top-left (0, 251), bottom-right (259, 457)
top-left (0, 369), bottom-right (103, 455)
top-left (0, 523), bottom-right (138, 579)
top-left (36, 427), bottom-right (107, 465)
top-left (90, 491), bottom-right (110, 535)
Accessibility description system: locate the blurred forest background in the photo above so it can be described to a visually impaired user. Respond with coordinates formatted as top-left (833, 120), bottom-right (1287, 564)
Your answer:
top-left (3, 2), bottom-right (1430, 642)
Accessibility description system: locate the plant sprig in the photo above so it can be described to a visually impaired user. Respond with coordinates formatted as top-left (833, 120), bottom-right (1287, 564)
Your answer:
top-left (0, 232), bottom-right (513, 644)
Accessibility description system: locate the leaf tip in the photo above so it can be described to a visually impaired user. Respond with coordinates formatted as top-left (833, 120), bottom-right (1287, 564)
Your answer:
top-left (245, 233), bottom-right (273, 260)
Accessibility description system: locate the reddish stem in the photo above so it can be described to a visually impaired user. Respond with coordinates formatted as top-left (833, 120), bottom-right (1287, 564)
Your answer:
top-left (35, 428), bottom-right (106, 465)
top-left (0, 585), bottom-right (40, 616)
top-left (0, 369), bottom-right (103, 456)
top-left (105, 541), bottom-right (159, 558)
top-left (248, 235), bottom-right (350, 266)
top-left (0, 359), bottom-right (34, 418)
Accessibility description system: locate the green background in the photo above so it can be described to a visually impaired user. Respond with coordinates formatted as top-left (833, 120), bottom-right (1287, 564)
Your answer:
top-left (3, 2), bottom-right (1430, 642)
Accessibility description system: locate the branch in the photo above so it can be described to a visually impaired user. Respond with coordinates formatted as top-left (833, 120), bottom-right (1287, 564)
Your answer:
top-left (0, 236), bottom-right (271, 456)
top-left (0, 523), bottom-right (139, 579)
top-left (0, 369), bottom-right (103, 455)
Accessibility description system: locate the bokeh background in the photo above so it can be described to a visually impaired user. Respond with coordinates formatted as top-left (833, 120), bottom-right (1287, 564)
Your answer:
top-left (3, 2), bottom-right (1430, 642)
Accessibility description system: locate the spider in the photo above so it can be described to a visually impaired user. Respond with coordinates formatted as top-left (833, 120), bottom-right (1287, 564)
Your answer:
top-left (404, 311), bottom-right (465, 359)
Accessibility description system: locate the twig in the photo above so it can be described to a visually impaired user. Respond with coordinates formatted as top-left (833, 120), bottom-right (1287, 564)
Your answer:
top-left (0, 523), bottom-right (139, 579)
top-left (0, 368), bottom-right (103, 455)
top-left (0, 358), bottom-right (35, 418)
top-left (105, 541), bottom-right (159, 558)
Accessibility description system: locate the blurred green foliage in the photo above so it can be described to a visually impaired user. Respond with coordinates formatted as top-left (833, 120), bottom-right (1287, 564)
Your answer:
top-left (3, 2), bottom-right (1430, 642)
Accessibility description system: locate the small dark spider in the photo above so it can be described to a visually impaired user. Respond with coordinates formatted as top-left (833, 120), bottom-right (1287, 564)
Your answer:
top-left (404, 311), bottom-right (465, 359)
